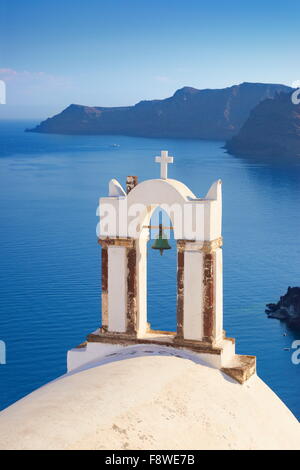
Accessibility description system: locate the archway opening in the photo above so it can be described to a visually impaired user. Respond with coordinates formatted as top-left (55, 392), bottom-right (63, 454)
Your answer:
top-left (146, 207), bottom-right (177, 332)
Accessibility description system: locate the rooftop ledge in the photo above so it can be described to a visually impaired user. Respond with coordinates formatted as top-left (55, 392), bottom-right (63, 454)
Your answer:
top-left (86, 328), bottom-right (256, 384)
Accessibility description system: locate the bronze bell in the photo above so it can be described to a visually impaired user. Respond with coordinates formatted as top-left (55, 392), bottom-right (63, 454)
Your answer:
top-left (151, 223), bottom-right (172, 256)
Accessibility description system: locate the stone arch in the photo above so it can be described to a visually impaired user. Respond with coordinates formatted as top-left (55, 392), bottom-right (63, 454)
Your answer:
top-left (126, 178), bottom-right (197, 240)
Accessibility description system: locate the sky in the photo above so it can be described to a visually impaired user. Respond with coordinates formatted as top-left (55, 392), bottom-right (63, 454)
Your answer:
top-left (0, 0), bottom-right (299, 118)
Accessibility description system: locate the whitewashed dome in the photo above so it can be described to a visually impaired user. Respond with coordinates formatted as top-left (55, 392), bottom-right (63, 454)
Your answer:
top-left (0, 349), bottom-right (299, 450)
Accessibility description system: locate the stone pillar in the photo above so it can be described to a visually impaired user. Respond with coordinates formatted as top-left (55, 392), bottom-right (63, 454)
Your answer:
top-left (136, 236), bottom-right (148, 337)
top-left (175, 237), bottom-right (223, 346)
top-left (176, 242), bottom-right (185, 339)
top-left (101, 245), bottom-right (108, 331)
top-left (126, 241), bottom-right (137, 335)
top-left (202, 239), bottom-right (223, 344)
top-left (202, 251), bottom-right (215, 342)
top-left (98, 238), bottom-right (137, 336)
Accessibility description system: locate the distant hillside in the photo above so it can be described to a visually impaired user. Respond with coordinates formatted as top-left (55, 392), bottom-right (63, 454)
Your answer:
top-left (226, 91), bottom-right (300, 158)
top-left (28, 82), bottom-right (292, 140)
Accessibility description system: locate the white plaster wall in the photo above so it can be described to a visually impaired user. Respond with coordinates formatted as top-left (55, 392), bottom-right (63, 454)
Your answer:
top-left (68, 342), bottom-right (226, 376)
top-left (67, 338), bottom-right (235, 375)
top-left (99, 179), bottom-right (222, 242)
top-left (108, 246), bottom-right (127, 332)
top-left (205, 179), bottom-right (222, 241)
top-left (98, 197), bottom-right (126, 238)
top-left (136, 237), bottom-right (148, 337)
top-left (127, 179), bottom-right (196, 208)
top-left (67, 342), bottom-right (124, 373)
top-left (205, 201), bottom-right (220, 240)
top-left (214, 248), bottom-right (223, 344)
top-left (183, 250), bottom-right (204, 341)
top-left (220, 339), bottom-right (236, 367)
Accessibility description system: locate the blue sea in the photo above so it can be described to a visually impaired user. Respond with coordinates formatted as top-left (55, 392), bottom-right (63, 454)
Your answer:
top-left (0, 120), bottom-right (300, 419)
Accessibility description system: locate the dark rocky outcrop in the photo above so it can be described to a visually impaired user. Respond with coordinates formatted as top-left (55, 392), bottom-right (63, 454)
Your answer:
top-left (27, 82), bottom-right (291, 140)
top-left (226, 91), bottom-right (300, 158)
top-left (266, 287), bottom-right (300, 328)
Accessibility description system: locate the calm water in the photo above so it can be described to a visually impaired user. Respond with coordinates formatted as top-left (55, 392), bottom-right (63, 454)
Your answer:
top-left (1, 120), bottom-right (300, 419)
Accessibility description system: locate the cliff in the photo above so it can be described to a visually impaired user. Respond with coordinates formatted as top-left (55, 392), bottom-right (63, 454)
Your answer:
top-left (28, 82), bottom-right (291, 140)
top-left (226, 91), bottom-right (300, 158)
top-left (266, 287), bottom-right (300, 329)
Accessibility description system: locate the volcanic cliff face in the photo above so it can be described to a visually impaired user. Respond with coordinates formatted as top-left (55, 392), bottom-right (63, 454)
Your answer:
top-left (266, 287), bottom-right (300, 329)
top-left (28, 82), bottom-right (291, 140)
top-left (226, 91), bottom-right (300, 158)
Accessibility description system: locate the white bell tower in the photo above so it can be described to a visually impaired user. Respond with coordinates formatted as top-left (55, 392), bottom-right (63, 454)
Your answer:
top-left (68, 151), bottom-right (256, 384)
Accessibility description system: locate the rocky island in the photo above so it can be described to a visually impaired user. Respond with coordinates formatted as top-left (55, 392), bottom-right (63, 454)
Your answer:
top-left (28, 82), bottom-right (291, 140)
top-left (226, 91), bottom-right (300, 158)
top-left (266, 287), bottom-right (300, 329)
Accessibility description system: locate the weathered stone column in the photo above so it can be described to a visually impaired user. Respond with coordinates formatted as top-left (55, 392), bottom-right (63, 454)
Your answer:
top-left (101, 245), bottom-right (108, 331)
top-left (202, 251), bottom-right (215, 343)
top-left (126, 240), bottom-right (137, 335)
top-left (202, 238), bottom-right (223, 344)
top-left (175, 237), bottom-right (223, 346)
top-left (176, 241), bottom-right (185, 339)
top-left (98, 238), bottom-right (137, 336)
top-left (136, 236), bottom-right (148, 337)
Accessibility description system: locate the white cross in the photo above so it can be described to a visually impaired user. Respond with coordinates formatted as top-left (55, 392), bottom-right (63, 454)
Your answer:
top-left (155, 150), bottom-right (174, 180)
